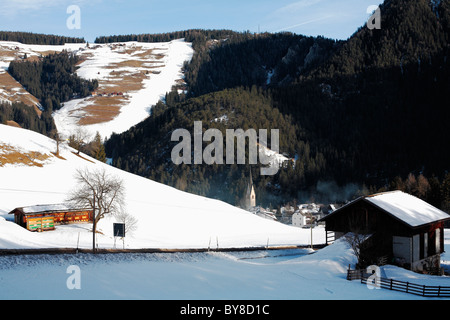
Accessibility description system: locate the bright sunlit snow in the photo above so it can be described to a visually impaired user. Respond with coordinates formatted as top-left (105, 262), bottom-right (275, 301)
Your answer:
top-left (1, 124), bottom-right (450, 300)
top-left (0, 124), bottom-right (317, 250)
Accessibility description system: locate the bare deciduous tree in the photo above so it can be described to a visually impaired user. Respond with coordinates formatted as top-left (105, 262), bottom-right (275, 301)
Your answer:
top-left (67, 168), bottom-right (125, 253)
top-left (344, 231), bottom-right (372, 268)
top-left (69, 127), bottom-right (91, 155)
top-left (114, 211), bottom-right (138, 236)
top-left (50, 129), bottom-right (64, 156)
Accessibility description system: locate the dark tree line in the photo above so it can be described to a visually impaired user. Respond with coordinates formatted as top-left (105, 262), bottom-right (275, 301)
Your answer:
top-left (0, 31), bottom-right (85, 45)
top-left (0, 102), bottom-right (55, 135)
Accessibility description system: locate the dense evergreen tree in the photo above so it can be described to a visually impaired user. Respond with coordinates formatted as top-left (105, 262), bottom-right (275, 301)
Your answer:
top-left (90, 132), bottom-right (107, 163)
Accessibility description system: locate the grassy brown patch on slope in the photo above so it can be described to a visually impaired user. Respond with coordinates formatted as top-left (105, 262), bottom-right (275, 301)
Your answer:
top-left (0, 144), bottom-right (51, 167)
top-left (0, 72), bottom-right (41, 115)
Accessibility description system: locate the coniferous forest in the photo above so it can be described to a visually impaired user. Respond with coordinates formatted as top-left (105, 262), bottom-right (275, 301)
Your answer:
top-left (2, 0), bottom-right (449, 210)
top-left (0, 101), bottom-right (55, 135)
top-left (104, 0), bottom-right (450, 210)
top-left (0, 32), bottom-right (94, 137)
top-left (8, 51), bottom-right (98, 112)
top-left (0, 31), bottom-right (85, 45)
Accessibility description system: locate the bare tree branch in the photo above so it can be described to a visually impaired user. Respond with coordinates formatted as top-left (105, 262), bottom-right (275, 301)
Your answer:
top-left (67, 167), bottom-right (125, 252)
top-left (114, 211), bottom-right (138, 236)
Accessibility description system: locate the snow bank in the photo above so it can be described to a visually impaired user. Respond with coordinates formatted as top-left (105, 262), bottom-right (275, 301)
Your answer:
top-left (0, 238), bottom-right (432, 300)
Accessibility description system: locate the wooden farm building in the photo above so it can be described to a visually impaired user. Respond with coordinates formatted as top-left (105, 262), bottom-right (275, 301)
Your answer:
top-left (10, 204), bottom-right (93, 232)
top-left (321, 191), bottom-right (450, 273)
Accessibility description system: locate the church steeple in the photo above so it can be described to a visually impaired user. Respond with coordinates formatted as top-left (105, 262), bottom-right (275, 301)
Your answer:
top-left (246, 169), bottom-right (256, 210)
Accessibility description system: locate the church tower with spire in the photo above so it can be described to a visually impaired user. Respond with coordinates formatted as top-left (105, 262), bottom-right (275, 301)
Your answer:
top-left (245, 170), bottom-right (256, 210)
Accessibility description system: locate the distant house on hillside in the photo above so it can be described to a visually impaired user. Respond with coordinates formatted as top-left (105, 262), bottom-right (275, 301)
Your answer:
top-left (320, 191), bottom-right (450, 273)
top-left (292, 211), bottom-right (310, 228)
top-left (249, 206), bottom-right (277, 221)
top-left (292, 203), bottom-right (321, 228)
top-left (10, 204), bottom-right (93, 232)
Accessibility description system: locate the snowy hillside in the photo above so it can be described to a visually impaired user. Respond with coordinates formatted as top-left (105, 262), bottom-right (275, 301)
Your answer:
top-left (53, 39), bottom-right (193, 140)
top-left (0, 124), bottom-right (322, 250)
top-left (2, 125), bottom-right (450, 300)
top-left (0, 39), bottom-right (193, 140)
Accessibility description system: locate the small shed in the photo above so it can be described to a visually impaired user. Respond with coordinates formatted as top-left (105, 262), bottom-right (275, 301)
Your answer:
top-left (320, 191), bottom-right (450, 273)
top-left (10, 204), bottom-right (93, 232)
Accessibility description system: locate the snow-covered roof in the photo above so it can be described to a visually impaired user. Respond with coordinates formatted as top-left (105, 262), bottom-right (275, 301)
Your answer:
top-left (364, 191), bottom-right (450, 228)
top-left (322, 191), bottom-right (449, 228)
top-left (12, 204), bottom-right (91, 215)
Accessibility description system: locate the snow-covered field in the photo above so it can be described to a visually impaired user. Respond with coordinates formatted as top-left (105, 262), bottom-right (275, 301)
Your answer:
top-left (1, 237), bottom-right (450, 300)
top-left (1, 124), bottom-right (450, 300)
top-left (0, 124), bottom-right (315, 250)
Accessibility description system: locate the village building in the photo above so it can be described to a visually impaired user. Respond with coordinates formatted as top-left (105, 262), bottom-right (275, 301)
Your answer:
top-left (292, 211), bottom-right (310, 228)
top-left (9, 204), bottom-right (93, 232)
top-left (249, 206), bottom-right (277, 221)
top-left (280, 205), bottom-right (295, 224)
top-left (320, 191), bottom-right (450, 273)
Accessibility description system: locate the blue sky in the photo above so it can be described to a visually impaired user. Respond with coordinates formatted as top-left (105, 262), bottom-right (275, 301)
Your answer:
top-left (0, 0), bottom-right (383, 42)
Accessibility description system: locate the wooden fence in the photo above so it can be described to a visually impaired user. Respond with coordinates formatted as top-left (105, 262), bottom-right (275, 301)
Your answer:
top-left (347, 269), bottom-right (450, 298)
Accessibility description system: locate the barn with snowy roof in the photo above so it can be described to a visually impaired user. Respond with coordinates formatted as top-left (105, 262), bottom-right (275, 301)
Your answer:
top-left (321, 191), bottom-right (450, 273)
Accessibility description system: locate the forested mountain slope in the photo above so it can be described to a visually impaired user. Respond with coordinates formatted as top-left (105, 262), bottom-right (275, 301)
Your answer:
top-left (105, 0), bottom-right (450, 209)
top-left (272, 0), bottom-right (450, 185)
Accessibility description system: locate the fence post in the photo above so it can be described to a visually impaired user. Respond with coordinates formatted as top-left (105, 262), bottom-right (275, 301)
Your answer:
top-left (406, 282), bottom-right (409, 293)
top-left (390, 279), bottom-right (393, 290)
top-left (423, 285), bottom-right (426, 297)
top-left (438, 286), bottom-right (441, 297)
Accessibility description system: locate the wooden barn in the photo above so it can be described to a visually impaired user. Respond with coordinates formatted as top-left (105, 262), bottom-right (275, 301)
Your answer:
top-left (10, 204), bottom-right (93, 232)
top-left (321, 191), bottom-right (450, 273)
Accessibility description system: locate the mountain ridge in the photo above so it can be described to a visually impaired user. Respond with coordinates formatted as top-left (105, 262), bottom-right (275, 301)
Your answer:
top-left (1, 0), bottom-right (449, 210)
top-left (104, 0), bottom-right (450, 209)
